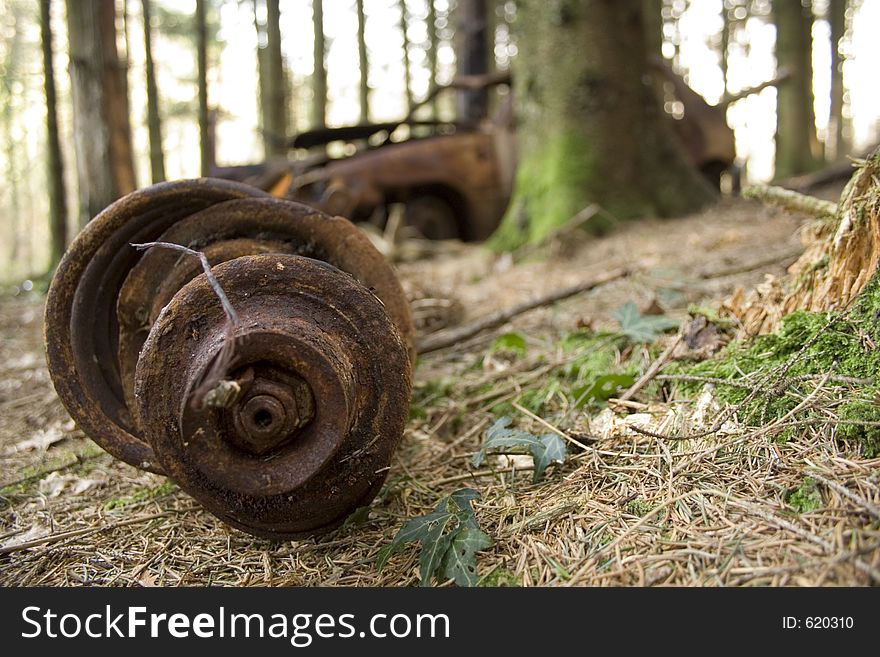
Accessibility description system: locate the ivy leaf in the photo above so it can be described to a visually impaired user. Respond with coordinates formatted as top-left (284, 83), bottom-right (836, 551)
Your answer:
top-left (613, 301), bottom-right (678, 343)
top-left (418, 515), bottom-right (456, 586)
top-left (377, 488), bottom-right (493, 586)
top-left (473, 417), bottom-right (568, 482)
top-left (441, 526), bottom-right (495, 587)
top-left (531, 433), bottom-right (567, 483)
top-left (471, 417), bottom-right (540, 467)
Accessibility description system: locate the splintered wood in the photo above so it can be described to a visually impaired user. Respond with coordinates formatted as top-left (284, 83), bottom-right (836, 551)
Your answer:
top-left (724, 149), bottom-right (880, 335)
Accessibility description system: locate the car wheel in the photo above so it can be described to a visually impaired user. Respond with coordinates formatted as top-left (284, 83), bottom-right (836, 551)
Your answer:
top-left (404, 195), bottom-right (460, 240)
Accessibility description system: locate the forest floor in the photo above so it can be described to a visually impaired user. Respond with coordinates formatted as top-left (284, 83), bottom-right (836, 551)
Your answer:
top-left (2, 189), bottom-right (879, 586)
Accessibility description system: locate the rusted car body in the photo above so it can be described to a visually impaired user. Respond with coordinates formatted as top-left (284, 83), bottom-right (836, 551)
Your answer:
top-left (213, 68), bottom-right (762, 241)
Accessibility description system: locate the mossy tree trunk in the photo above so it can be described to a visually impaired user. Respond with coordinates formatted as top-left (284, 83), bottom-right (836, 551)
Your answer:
top-left (773, 0), bottom-right (820, 179)
top-left (490, 0), bottom-right (714, 250)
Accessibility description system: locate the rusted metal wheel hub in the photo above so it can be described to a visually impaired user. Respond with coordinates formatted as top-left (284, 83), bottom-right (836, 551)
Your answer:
top-left (44, 179), bottom-right (414, 539)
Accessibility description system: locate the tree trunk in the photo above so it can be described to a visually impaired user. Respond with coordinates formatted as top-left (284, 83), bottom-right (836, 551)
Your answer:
top-left (773, 0), bottom-right (820, 179)
top-left (41, 0), bottom-right (68, 270)
top-left (426, 0), bottom-right (439, 119)
top-left (142, 0), bottom-right (166, 183)
top-left (312, 0), bottom-right (327, 128)
top-left (3, 3), bottom-right (24, 269)
top-left (254, 0), bottom-right (287, 157)
top-left (398, 0), bottom-right (414, 113)
top-left (66, 0), bottom-right (136, 226)
top-left (456, 0), bottom-right (490, 123)
top-left (356, 0), bottom-right (370, 123)
top-left (720, 0), bottom-right (730, 93)
top-left (195, 0), bottom-right (211, 175)
top-left (490, 0), bottom-right (714, 250)
top-left (828, 0), bottom-right (848, 161)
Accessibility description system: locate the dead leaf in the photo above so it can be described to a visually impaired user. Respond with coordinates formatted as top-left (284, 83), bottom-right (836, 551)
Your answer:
top-left (6, 426), bottom-right (65, 454)
top-left (38, 472), bottom-right (104, 498)
top-left (0, 523), bottom-right (50, 550)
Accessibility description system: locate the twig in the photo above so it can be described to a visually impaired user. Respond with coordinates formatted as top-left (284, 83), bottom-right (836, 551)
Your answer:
top-left (417, 268), bottom-right (630, 354)
top-left (511, 402), bottom-right (592, 451)
top-left (618, 334), bottom-right (682, 402)
top-left (807, 471), bottom-right (880, 520)
top-left (131, 241), bottom-right (240, 406)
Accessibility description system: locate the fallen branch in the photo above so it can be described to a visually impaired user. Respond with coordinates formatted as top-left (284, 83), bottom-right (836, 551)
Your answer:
top-left (417, 268), bottom-right (630, 354)
top-left (742, 185), bottom-right (837, 219)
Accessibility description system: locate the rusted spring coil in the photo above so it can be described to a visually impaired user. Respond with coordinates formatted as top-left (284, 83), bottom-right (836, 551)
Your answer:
top-left (45, 179), bottom-right (414, 539)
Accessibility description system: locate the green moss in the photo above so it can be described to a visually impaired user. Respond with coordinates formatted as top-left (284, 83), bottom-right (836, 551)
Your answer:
top-left (478, 567), bottom-right (521, 587)
top-left (670, 276), bottom-right (880, 455)
top-left (488, 130), bottom-right (615, 251)
top-left (625, 498), bottom-right (652, 517)
top-left (103, 480), bottom-right (177, 512)
top-left (785, 477), bottom-right (823, 514)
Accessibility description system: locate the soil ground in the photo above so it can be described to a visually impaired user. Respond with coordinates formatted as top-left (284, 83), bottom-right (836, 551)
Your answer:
top-left (2, 192), bottom-right (878, 586)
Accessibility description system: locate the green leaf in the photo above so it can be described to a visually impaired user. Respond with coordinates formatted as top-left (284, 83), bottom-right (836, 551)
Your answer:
top-left (472, 417), bottom-right (540, 467)
top-left (418, 515), bottom-right (456, 586)
top-left (377, 489), bottom-right (493, 586)
top-left (530, 433), bottom-right (567, 483)
top-left (491, 331), bottom-right (527, 356)
top-left (473, 417), bottom-right (568, 482)
top-left (613, 301), bottom-right (678, 343)
top-left (442, 527), bottom-right (495, 587)
top-left (573, 373), bottom-right (636, 407)
top-left (376, 508), bottom-right (449, 570)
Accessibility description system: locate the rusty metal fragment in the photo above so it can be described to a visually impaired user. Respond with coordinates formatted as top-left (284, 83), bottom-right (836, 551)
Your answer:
top-left (44, 179), bottom-right (414, 538)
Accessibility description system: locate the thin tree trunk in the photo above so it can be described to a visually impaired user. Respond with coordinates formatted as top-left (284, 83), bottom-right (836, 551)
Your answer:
top-left (256, 0), bottom-right (287, 157)
top-left (66, 0), bottom-right (136, 226)
top-left (142, 0), bottom-right (166, 183)
top-left (196, 0), bottom-right (211, 175)
top-left (41, 0), bottom-right (68, 270)
top-left (312, 0), bottom-right (326, 128)
top-left (720, 0), bottom-right (730, 94)
top-left (398, 0), bottom-right (414, 113)
top-left (455, 0), bottom-right (489, 123)
top-left (426, 0), bottom-right (439, 118)
top-left (828, 0), bottom-right (848, 160)
top-left (773, 0), bottom-right (820, 179)
top-left (356, 0), bottom-right (370, 122)
top-left (3, 4), bottom-right (23, 268)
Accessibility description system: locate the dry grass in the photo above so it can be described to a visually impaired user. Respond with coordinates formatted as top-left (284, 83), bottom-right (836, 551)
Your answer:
top-left (1, 195), bottom-right (878, 586)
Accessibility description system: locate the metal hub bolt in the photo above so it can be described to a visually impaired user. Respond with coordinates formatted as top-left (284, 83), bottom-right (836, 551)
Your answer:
top-left (228, 370), bottom-right (315, 456)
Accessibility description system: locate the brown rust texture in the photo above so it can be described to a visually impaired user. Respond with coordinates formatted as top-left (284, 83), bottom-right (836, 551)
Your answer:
top-left (134, 255), bottom-right (412, 539)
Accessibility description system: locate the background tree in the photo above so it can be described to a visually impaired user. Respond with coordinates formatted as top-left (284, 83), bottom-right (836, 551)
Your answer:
top-left (142, 0), bottom-right (166, 183)
top-left (491, 0), bottom-right (714, 249)
top-left (255, 0), bottom-right (287, 157)
top-left (426, 0), bottom-right (439, 118)
top-left (456, 0), bottom-right (490, 123)
top-left (828, 0), bottom-right (848, 161)
top-left (398, 0), bottom-right (414, 112)
top-left (773, 0), bottom-right (820, 179)
top-left (66, 0), bottom-right (136, 225)
top-left (195, 0), bottom-right (210, 175)
top-left (312, 0), bottom-right (326, 128)
top-left (356, 0), bottom-right (370, 123)
top-left (41, 0), bottom-right (68, 270)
